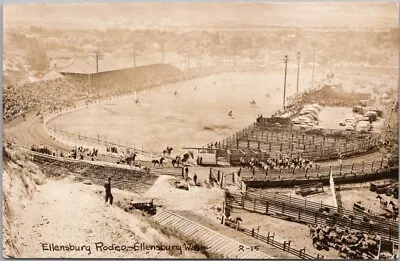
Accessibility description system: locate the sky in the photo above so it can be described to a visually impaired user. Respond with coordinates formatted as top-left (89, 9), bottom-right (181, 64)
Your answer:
top-left (4, 2), bottom-right (399, 29)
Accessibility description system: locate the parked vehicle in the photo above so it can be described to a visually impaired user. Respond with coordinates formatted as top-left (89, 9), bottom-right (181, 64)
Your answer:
top-left (345, 122), bottom-right (356, 131)
top-left (356, 121), bottom-right (372, 132)
top-left (365, 111), bottom-right (378, 122)
top-left (352, 106), bottom-right (364, 115)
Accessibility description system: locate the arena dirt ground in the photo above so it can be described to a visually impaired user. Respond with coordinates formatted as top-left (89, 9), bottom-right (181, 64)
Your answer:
top-left (47, 71), bottom-right (319, 155)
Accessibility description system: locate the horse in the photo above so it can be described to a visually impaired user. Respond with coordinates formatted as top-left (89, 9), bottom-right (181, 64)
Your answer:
top-left (163, 146), bottom-right (174, 155)
top-left (153, 157), bottom-right (165, 166)
top-left (126, 153), bottom-right (137, 165)
top-left (172, 156), bottom-right (181, 168)
top-left (182, 154), bottom-right (188, 163)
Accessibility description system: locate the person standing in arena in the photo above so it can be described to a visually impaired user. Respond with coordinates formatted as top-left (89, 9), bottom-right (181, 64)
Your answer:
top-left (104, 177), bottom-right (113, 205)
top-left (193, 173), bottom-right (198, 185)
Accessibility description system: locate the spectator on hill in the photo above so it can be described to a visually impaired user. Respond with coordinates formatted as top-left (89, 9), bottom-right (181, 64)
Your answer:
top-left (104, 177), bottom-right (113, 205)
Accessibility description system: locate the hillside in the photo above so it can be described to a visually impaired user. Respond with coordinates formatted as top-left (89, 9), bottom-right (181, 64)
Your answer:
top-left (2, 138), bottom-right (206, 258)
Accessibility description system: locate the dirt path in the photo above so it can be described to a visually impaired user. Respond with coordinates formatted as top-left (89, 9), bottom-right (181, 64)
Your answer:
top-left (15, 177), bottom-right (180, 258)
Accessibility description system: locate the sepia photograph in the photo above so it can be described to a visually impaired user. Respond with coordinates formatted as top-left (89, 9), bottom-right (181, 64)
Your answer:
top-left (2, 1), bottom-right (399, 259)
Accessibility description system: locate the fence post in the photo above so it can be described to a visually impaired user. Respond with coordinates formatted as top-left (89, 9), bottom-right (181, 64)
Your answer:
top-left (266, 201), bottom-right (269, 214)
top-left (351, 163), bottom-right (354, 174)
top-left (371, 161), bottom-right (374, 171)
top-left (269, 143), bottom-right (271, 151)
top-left (298, 207), bottom-right (301, 221)
top-left (282, 202), bottom-right (285, 214)
top-left (380, 157), bottom-right (383, 169)
top-left (237, 139), bottom-right (239, 148)
top-left (339, 164), bottom-right (342, 175)
top-left (361, 161), bottom-right (364, 173)
top-left (241, 195), bottom-right (244, 208)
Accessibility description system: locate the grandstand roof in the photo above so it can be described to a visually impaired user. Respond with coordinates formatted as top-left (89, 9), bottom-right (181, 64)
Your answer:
top-left (58, 57), bottom-right (138, 75)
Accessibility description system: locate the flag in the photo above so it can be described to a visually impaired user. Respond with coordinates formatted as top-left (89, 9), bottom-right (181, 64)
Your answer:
top-left (329, 168), bottom-right (338, 208)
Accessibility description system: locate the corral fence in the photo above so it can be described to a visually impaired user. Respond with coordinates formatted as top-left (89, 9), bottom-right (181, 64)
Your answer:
top-left (224, 220), bottom-right (322, 259)
top-left (210, 124), bottom-right (380, 162)
top-left (238, 156), bottom-right (390, 181)
top-left (225, 190), bottom-right (398, 245)
top-left (242, 165), bottom-right (397, 189)
top-left (209, 168), bottom-right (247, 193)
top-left (225, 134), bottom-right (379, 164)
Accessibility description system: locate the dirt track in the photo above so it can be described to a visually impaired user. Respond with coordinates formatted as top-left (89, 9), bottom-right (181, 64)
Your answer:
top-left (4, 112), bottom-right (70, 153)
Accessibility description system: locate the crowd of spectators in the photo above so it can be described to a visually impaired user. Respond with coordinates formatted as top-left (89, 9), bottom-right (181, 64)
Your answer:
top-left (4, 78), bottom-right (88, 121)
top-left (3, 64), bottom-right (185, 121)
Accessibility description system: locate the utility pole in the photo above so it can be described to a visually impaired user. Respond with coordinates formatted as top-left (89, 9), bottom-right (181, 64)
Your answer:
top-left (312, 49), bottom-right (316, 89)
top-left (161, 45), bottom-right (165, 64)
top-left (296, 52), bottom-right (300, 95)
top-left (283, 55), bottom-right (288, 109)
top-left (187, 52), bottom-right (190, 72)
top-left (95, 53), bottom-right (99, 74)
top-left (133, 49), bottom-right (137, 67)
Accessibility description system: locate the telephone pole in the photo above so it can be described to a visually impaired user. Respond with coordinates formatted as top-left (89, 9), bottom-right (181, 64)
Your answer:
top-left (133, 49), bottom-right (137, 67)
top-left (95, 53), bottom-right (99, 73)
top-left (283, 55), bottom-right (288, 109)
top-left (296, 52), bottom-right (300, 95)
top-left (187, 52), bottom-right (190, 72)
top-left (312, 49), bottom-right (316, 89)
top-left (161, 45), bottom-right (165, 64)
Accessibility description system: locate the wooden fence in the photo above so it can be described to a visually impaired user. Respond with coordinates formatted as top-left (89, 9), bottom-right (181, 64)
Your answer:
top-left (49, 128), bottom-right (154, 157)
top-left (224, 220), bottom-right (322, 259)
top-left (244, 168), bottom-right (397, 189)
top-left (226, 191), bottom-right (398, 245)
top-left (227, 134), bottom-right (380, 163)
top-left (27, 149), bottom-right (181, 179)
top-left (238, 157), bottom-right (390, 181)
top-left (209, 168), bottom-right (247, 193)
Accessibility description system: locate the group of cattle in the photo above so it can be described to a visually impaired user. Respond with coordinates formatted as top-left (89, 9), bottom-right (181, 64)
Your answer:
top-left (371, 181), bottom-right (399, 199)
top-left (239, 155), bottom-right (315, 172)
top-left (308, 224), bottom-right (382, 259)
